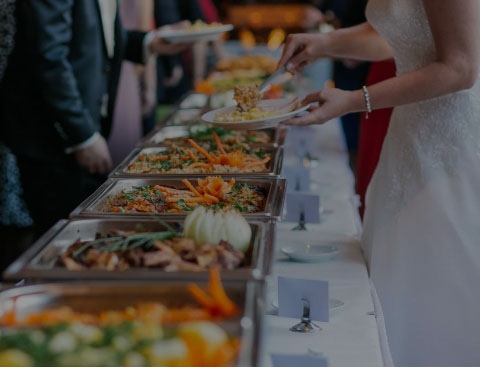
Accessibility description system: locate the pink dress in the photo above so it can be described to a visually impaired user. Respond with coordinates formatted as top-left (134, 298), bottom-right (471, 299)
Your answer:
top-left (108, 0), bottom-right (143, 167)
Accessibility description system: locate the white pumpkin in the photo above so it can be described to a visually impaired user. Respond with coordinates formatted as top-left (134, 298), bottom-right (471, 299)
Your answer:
top-left (183, 207), bottom-right (252, 252)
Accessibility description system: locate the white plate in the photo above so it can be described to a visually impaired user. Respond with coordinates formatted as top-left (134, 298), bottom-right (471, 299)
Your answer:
top-left (202, 98), bottom-right (310, 130)
top-left (281, 244), bottom-right (339, 263)
top-left (157, 24), bottom-right (233, 44)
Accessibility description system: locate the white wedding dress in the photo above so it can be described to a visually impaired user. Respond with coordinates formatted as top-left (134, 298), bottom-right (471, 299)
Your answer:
top-left (362, 1), bottom-right (480, 366)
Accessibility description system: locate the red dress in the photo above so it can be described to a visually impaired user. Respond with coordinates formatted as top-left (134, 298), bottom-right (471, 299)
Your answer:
top-left (355, 59), bottom-right (396, 218)
top-left (199, 0), bottom-right (219, 23)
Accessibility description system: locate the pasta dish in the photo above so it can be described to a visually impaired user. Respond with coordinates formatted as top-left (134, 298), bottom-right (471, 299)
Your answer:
top-left (126, 132), bottom-right (271, 174)
top-left (214, 85), bottom-right (274, 122)
top-left (159, 125), bottom-right (274, 149)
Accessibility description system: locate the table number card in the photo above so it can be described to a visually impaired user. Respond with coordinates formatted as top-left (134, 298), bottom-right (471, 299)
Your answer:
top-left (283, 166), bottom-right (311, 192)
top-left (287, 125), bottom-right (317, 160)
top-left (271, 353), bottom-right (328, 367)
top-left (285, 192), bottom-right (320, 224)
top-left (278, 276), bottom-right (329, 322)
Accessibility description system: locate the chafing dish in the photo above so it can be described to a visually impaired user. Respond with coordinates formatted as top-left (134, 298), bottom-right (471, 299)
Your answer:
top-left (110, 145), bottom-right (283, 178)
top-left (3, 218), bottom-right (276, 282)
top-left (69, 177), bottom-right (286, 220)
top-left (179, 93), bottom-right (209, 109)
top-left (0, 280), bottom-right (265, 367)
top-left (167, 108), bottom-right (204, 126)
top-left (138, 124), bottom-right (286, 148)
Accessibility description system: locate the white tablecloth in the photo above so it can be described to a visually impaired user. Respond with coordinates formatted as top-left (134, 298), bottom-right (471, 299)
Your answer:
top-left (260, 119), bottom-right (385, 367)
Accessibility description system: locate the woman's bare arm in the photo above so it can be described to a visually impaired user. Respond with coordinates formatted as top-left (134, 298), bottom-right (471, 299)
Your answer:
top-left (358, 0), bottom-right (480, 113)
top-left (283, 0), bottom-right (480, 126)
top-left (278, 23), bottom-right (393, 73)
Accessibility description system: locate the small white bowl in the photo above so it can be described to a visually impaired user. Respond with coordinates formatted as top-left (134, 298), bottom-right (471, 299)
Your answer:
top-left (281, 244), bottom-right (339, 263)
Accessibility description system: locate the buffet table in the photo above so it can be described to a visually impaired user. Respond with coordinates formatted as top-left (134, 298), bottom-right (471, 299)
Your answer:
top-left (0, 51), bottom-right (389, 364)
top-left (0, 118), bottom-right (388, 367)
top-left (261, 120), bottom-right (385, 367)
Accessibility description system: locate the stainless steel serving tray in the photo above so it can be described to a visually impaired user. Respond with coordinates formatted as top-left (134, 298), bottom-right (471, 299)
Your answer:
top-left (110, 145), bottom-right (283, 178)
top-left (0, 280), bottom-right (265, 367)
top-left (3, 218), bottom-right (276, 282)
top-left (69, 177), bottom-right (287, 220)
top-left (167, 108), bottom-right (204, 126)
top-left (179, 93), bottom-right (210, 109)
top-left (138, 124), bottom-right (287, 148)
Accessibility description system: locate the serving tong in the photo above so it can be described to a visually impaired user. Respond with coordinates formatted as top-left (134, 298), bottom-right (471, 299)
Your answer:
top-left (258, 65), bottom-right (288, 94)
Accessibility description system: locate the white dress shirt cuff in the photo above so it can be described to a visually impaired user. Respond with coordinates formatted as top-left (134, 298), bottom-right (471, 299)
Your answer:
top-left (65, 132), bottom-right (100, 154)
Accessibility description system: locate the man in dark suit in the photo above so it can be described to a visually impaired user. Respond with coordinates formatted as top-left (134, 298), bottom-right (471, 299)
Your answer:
top-left (0, 0), bottom-right (189, 238)
top-left (153, 0), bottom-right (204, 107)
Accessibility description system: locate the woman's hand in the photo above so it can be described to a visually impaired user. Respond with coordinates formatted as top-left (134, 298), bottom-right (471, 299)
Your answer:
top-left (278, 33), bottom-right (327, 74)
top-left (282, 88), bottom-right (362, 126)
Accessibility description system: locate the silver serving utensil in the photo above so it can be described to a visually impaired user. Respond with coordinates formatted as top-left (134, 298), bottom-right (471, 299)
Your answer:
top-left (258, 65), bottom-right (288, 94)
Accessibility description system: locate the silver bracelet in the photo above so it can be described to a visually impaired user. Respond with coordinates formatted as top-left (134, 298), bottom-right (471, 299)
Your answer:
top-left (362, 85), bottom-right (372, 119)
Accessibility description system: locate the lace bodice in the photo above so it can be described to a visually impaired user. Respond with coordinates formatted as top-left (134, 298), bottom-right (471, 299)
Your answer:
top-left (366, 0), bottom-right (435, 74)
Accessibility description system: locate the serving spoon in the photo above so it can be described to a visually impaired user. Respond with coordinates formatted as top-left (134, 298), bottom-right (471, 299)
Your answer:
top-left (258, 65), bottom-right (288, 94)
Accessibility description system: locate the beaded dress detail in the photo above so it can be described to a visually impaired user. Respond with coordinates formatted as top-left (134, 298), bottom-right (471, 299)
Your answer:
top-left (362, 0), bottom-right (480, 366)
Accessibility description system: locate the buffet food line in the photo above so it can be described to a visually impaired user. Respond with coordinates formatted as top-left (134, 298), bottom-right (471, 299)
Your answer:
top-left (0, 54), bottom-right (386, 366)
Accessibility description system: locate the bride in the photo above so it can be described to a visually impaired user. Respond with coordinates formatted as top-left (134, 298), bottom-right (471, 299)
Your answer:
top-left (278, 0), bottom-right (480, 366)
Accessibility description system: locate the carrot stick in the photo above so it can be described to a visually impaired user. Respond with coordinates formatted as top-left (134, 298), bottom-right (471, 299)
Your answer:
top-left (212, 131), bottom-right (227, 155)
top-left (149, 155), bottom-right (170, 161)
top-left (188, 139), bottom-right (215, 163)
top-left (208, 268), bottom-right (239, 316)
top-left (182, 178), bottom-right (202, 197)
top-left (187, 162), bottom-right (212, 169)
top-left (153, 185), bottom-right (195, 196)
top-left (161, 308), bottom-right (210, 324)
top-left (197, 177), bottom-right (208, 188)
top-left (243, 162), bottom-right (266, 169)
top-left (182, 197), bottom-right (211, 203)
top-left (166, 196), bottom-right (212, 204)
top-left (203, 193), bottom-right (220, 203)
top-left (187, 149), bottom-right (198, 162)
top-left (243, 156), bottom-right (270, 169)
top-left (243, 160), bottom-right (268, 168)
top-left (1, 297), bottom-right (17, 326)
top-left (187, 283), bottom-right (216, 310)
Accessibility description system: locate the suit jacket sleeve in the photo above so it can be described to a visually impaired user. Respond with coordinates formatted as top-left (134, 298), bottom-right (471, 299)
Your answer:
top-left (26, 0), bottom-right (97, 148)
top-left (179, 0), bottom-right (204, 22)
top-left (124, 30), bottom-right (147, 65)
